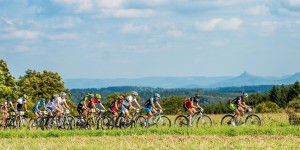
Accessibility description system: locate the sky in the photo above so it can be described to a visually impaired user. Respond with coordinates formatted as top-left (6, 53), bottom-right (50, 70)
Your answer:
top-left (0, 0), bottom-right (300, 79)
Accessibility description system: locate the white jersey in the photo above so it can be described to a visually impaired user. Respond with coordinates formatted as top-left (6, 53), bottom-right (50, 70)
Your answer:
top-left (46, 99), bottom-right (55, 108)
top-left (123, 95), bottom-right (136, 107)
top-left (17, 98), bottom-right (26, 105)
top-left (57, 97), bottom-right (66, 105)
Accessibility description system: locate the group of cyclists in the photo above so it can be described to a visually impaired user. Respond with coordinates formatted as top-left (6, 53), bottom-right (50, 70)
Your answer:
top-left (1, 90), bottom-right (250, 128)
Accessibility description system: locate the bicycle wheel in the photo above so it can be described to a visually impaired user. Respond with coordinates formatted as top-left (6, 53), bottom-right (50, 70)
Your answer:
top-left (74, 117), bottom-right (83, 130)
top-left (29, 118), bottom-right (40, 130)
top-left (101, 116), bottom-right (115, 130)
top-left (118, 116), bottom-right (134, 129)
top-left (245, 114), bottom-right (262, 126)
top-left (174, 115), bottom-right (188, 127)
top-left (220, 114), bottom-right (235, 126)
top-left (156, 116), bottom-right (171, 128)
top-left (196, 115), bottom-right (212, 127)
top-left (135, 116), bottom-right (147, 128)
top-left (86, 118), bottom-right (95, 130)
top-left (18, 118), bottom-right (29, 130)
top-left (62, 116), bottom-right (75, 130)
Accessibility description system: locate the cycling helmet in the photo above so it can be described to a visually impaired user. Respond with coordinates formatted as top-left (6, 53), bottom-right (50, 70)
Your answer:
top-left (195, 94), bottom-right (200, 99)
top-left (242, 92), bottom-right (248, 98)
top-left (40, 98), bottom-right (46, 103)
top-left (53, 94), bottom-right (59, 98)
top-left (96, 94), bottom-right (101, 99)
top-left (154, 93), bottom-right (160, 98)
top-left (23, 94), bottom-right (28, 100)
top-left (132, 91), bottom-right (138, 96)
top-left (86, 93), bottom-right (94, 98)
top-left (61, 92), bottom-right (67, 97)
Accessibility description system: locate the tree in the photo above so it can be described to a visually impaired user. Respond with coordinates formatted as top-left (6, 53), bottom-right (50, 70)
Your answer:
top-left (17, 69), bottom-right (74, 117)
top-left (0, 59), bottom-right (17, 102)
top-left (256, 101), bottom-right (281, 113)
top-left (159, 96), bottom-right (185, 115)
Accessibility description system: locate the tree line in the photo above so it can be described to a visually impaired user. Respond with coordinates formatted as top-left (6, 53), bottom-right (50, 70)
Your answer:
top-left (1, 59), bottom-right (299, 116)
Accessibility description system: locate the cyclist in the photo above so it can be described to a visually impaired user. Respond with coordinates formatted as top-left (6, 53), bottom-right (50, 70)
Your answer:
top-left (32, 98), bottom-right (46, 121)
top-left (57, 92), bottom-right (70, 111)
top-left (230, 92), bottom-right (250, 125)
top-left (77, 97), bottom-right (86, 115)
top-left (122, 91), bottom-right (142, 125)
top-left (144, 93), bottom-right (164, 124)
top-left (88, 93), bottom-right (106, 111)
top-left (183, 94), bottom-right (204, 126)
top-left (109, 94), bottom-right (125, 124)
top-left (2, 97), bottom-right (15, 124)
top-left (15, 94), bottom-right (28, 123)
top-left (45, 94), bottom-right (61, 126)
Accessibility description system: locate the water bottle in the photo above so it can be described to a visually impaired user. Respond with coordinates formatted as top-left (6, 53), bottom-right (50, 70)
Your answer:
top-left (192, 116), bottom-right (195, 121)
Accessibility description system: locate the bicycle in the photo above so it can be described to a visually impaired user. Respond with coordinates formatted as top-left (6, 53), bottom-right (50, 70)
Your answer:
top-left (174, 109), bottom-right (212, 127)
top-left (146, 109), bottom-right (171, 128)
top-left (75, 108), bottom-right (97, 130)
top-left (220, 107), bottom-right (262, 127)
top-left (59, 109), bottom-right (75, 130)
top-left (29, 111), bottom-right (49, 130)
top-left (98, 110), bottom-right (120, 130)
top-left (4, 111), bottom-right (18, 129)
top-left (16, 111), bottom-right (30, 130)
top-left (117, 108), bottom-right (147, 129)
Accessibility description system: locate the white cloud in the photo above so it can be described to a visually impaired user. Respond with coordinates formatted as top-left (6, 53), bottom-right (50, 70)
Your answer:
top-left (122, 24), bottom-right (150, 34)
top-left (253, 21), bottom-right (280, 36)
top-left (166, 30), bottom-right (184, 38)
top-left (0, 30), bottom-right (41, 39)
top-left (51, 17), bottom-right (82, 29)
top-left (285, 0), bottom-right (300, 6)
top-left (195, 18), bottom-right (243, 31)
top-left (101, 9), bottom-right (157, 18)
top-left (296, 20), bottom-right (300, 24)
top-left (210, 40), bottom-right (227, 47)
top-left (246, 5), bottom-right (270, 16)
top-left (51, 0), bottom-right (124, 12)
top-left (46, 33), bottom-right (78, 40)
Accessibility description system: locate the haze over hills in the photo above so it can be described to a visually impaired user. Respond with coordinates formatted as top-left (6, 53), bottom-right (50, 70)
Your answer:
top-left (64, 72), bottom-right (300, 89)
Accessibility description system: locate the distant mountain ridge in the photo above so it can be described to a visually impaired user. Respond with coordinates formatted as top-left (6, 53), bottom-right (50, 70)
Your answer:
top-left (64, 72), bottom-right (300, 89)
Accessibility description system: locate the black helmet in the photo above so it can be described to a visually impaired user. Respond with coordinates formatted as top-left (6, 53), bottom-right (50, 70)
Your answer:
top-left (195, 94), bottom-right (200, 99)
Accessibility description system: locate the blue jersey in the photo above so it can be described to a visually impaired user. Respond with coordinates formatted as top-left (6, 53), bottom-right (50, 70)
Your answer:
top-left (33, 101), bottom-right (45, 109)
top-left (144, 97), bottom-right (158, 108)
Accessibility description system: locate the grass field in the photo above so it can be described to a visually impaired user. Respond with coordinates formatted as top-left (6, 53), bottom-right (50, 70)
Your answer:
top-left (0, 113), bottom-right (299, 150)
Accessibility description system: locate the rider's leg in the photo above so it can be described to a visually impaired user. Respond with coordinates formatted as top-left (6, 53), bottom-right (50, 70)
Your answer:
top-left (188, 109), bottom-right (194, 126)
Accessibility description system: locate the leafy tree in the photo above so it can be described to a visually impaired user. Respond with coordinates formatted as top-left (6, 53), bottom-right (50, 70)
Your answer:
top-left (17, 69), bottom-right (74, 117)
top-left (0, 59), bottom-right (17, 102)
top-left (159, 96), bottom-right (185, 115)
top-left (256, 101), bottom-right (281, 113)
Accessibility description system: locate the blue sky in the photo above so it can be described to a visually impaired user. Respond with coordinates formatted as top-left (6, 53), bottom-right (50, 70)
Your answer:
top-left (0, 0), bottom-right (300, 79)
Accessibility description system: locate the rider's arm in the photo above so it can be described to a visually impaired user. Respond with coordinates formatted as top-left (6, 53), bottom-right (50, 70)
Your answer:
top-left (99, 103), bottom-right (106, 110)
top-left (135, 101), bottom-right (142, 109)
top-left (151, 101), bottom-right (156, 110)
top-left (157, 102), bottom-right (163, 110)
top-left (129, 101), bottom-right (136, 109)
top-left (64, 101), bottom-right (70, 110)
top-left (10, 102), bottom-right (15, 110)
top-left (238, 100), bottom-right (246, 108)
top-left (24, 103), bottom-right (27, 111)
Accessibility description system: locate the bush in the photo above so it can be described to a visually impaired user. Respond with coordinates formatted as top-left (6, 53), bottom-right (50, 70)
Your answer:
top-left (256, 101), bottom-right (281, 113)
top-left (286, 98), bottom-right (300, 125)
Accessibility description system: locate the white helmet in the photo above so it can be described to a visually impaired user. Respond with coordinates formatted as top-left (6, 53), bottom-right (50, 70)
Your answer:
top-left (243, 92), bottom-right (248, 98)
top-left (132, 91), bottom-right (138, 96)
top-left (154, 93), bottom-right (160, 98)
top-left (61, 92), bottom-right (67, 96)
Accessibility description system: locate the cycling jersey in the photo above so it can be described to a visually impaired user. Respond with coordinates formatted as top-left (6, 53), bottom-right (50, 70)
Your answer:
top-left (16, 98), bottom-right (26, 111)
top-left (122, 95), bottom-right (137, 111)
top-left (109, 99), bottom-right (122, 113)
top-left (87, 98), bottom-right (100, 108)
top-left (57, 97), bottom-right (66, 105)
top-left (1, 101), bottom-right (13, 111)
top-left (32, 101), bottom-right (45, 113)
top-left (144, 97), bottom-right (157, 108)
top-left (183, 97), bottom-right (198, 110)
top-left (231, 96), bottom-right (244, 105)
